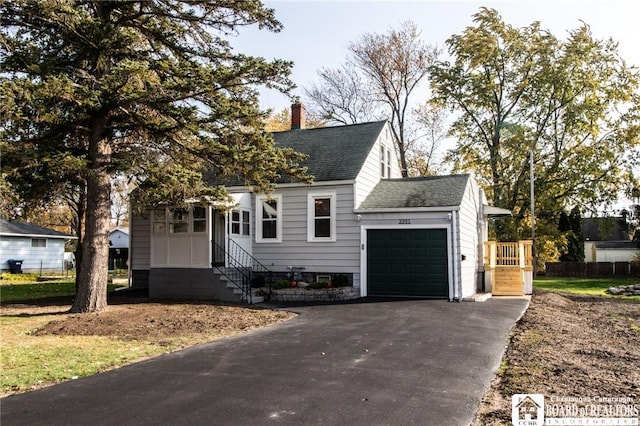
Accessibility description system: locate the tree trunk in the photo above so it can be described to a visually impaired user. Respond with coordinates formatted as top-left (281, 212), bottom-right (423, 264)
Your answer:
top-left (72, 120), bottom-right (111, 313)
top-left (74, 183), bottom-right (86, 295)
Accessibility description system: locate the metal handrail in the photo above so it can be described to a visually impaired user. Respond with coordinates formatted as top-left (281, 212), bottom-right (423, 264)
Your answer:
top-left (212, 239), bottom-right (272, 303)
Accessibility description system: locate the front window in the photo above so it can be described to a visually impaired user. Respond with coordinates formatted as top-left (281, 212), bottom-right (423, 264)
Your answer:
top-left (153, 209), bottom-right (166, 235)
top-left (256, 194), bottom-right (282, 243)
top-left (261, 200), bottom-right (278, 239)
top-left (153, 206), bottom-right (207, 235)
top-left (231, 210), bottom-right (250, 236)
top-left (314, 198), bottom-right (331, 238)
top-left (231, 210), bottom-right (241, 235)
top-left (307, 192), bottom-right (336, 242)
top-left (192, 207), bottom-right (206, 233)
top-left (170, 208), bottom-right (189, 233)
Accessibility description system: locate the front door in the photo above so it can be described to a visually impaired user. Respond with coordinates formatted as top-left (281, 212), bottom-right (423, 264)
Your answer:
top-left (212, 210), bottom-right (226, 266)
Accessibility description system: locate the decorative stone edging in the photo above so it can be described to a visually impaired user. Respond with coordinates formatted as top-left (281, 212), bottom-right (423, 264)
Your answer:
top-left (268, 286), bottom-right (360, 302)
top-left (607, 284), bottom-right (640, 296)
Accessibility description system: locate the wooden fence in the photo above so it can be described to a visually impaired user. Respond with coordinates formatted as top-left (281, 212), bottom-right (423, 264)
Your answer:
top-left (545, 262), bottom-right (640, 277)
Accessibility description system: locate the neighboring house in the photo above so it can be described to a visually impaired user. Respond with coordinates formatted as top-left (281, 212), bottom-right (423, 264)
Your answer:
top-left (109, 227), bottom-right (129, 270)
top-left (583, 217), bottom-right (640, 262)
top-left (129, 103), bottom-right (509, 302)
top-left (0, 218), bottom-right (76, 273)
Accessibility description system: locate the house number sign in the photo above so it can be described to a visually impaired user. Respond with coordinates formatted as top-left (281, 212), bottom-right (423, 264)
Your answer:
top-left (398, 219), bottom-right (411, 224)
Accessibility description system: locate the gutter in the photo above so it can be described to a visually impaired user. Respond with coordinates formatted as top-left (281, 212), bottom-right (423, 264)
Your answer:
top-left (0, 233), bottom-right (77, 240)
top-left (354, 205), bottom-right (461, 214)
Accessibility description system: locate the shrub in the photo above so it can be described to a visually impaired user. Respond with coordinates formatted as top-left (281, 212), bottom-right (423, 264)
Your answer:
top-left (274, 279), bottom-right (291, 289)
top-left (309, 281), bottom-right (329, 289)
top-left (0, 272), bottom-right (40, 282)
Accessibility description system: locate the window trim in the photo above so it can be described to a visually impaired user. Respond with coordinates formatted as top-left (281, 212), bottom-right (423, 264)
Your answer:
top-left (230, 210), bottom-right (241, 235)
top-left (256, 194), bottom-right (282, 243)
top-left (31, 238), bottom-right (47, 248)
top-left (242, 210), bottom-right (251, 236)
top-left (381, 144), bottom-right (392, 178)
top-left (230, 209), bottom-right (251, 236)
top-left (307, 191), bottom-right (337, 242)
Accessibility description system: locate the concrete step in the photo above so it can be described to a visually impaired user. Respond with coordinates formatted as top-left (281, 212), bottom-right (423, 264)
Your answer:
top-left (248, 295), bottom-right (264, 304)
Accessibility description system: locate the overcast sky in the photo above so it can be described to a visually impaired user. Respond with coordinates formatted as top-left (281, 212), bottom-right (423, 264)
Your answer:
top-left (234, 0), bottom-right (639, 112)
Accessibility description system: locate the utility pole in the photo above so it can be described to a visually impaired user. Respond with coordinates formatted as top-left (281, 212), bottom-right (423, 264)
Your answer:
top-left (530, 148), bottom-right (536, 277)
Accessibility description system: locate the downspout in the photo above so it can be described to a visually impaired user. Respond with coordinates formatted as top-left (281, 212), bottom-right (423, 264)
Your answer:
top-left (452, 210), bottom-right (460, 302)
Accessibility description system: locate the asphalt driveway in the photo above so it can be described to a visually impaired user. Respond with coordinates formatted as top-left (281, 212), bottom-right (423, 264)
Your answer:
top-left (1, 297), bottom-right (528, 425)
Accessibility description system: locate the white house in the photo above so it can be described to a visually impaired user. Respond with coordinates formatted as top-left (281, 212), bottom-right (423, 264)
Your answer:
top-left (129, 104), bottom-right (509, 302)
top-left (109, 227), bottom-right (129, 270)
top-left (0, 218), bottom-right (76, 274)
top-left (583, 217), bottom-right (640, 262)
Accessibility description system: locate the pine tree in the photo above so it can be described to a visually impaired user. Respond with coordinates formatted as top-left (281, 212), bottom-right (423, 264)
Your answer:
top-left (1, 1), bottom-right (309, 312)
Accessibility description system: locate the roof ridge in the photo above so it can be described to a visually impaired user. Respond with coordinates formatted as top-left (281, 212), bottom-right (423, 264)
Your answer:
top-left (382, 174), bottom-right (470, 182)
top-left (272, 120), bottom-right (387, 134)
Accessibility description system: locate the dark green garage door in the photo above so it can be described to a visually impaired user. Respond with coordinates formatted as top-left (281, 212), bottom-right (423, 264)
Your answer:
top-left (367, 228), bottom-right (449, 298)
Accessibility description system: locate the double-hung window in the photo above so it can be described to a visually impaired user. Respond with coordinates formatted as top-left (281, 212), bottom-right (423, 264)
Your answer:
top-left (256, 194), bottom-right (282, 243)
top-left (242, 211), bottom-right (250, 236)
top-left (230, 210), bottom-right (250, 236)
top-left (381, 145), bottom-right (392, 178)
top-left (192, 207), bottom-right (206, 233)
top-left (307, 191), bottom-right (336, 242)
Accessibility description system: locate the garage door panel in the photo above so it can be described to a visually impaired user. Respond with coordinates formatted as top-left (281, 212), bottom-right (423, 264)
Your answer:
top-left (388, 247), bottom-right (406, 258)
top-left (407, 247), bottom-right (427, 258)
top-left (367, 229), bottom-right (448, 298)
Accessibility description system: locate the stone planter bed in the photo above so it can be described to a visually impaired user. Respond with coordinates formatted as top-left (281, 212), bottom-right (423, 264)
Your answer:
top-left (268, 286), bottom-right (360, 302)
top-left (606, 283), bottom-right (640, 296)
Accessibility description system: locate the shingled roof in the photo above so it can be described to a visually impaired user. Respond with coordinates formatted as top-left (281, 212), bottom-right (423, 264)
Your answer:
top-left (0, 218), bottom-right (74, 238)
top-left (358, 174), bottom-right (471, 209)
top-left (208, 121), bottom-right (388, 187)
top-left (582, 217), bottom-right (630, 241)
top-left (272, 120), bottom-right (387, 182)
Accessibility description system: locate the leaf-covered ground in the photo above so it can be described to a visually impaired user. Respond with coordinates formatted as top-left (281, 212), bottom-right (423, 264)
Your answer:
top-left (473, 290), bottom-right (640, 425)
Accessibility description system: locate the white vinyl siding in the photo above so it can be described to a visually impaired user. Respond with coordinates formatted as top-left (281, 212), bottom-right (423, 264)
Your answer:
top-left (130, 213), bottom-right (151, 270)
top-left (307, 191), bottom-right (336, 242)
top-left (354, 123), bottom-right (401, 208)
top-left (252, 184), bottom-right (361, 286)
top-left (1, 236), bottom-right (65, 272)
top-left (457, 178), bottom-right (482, 298)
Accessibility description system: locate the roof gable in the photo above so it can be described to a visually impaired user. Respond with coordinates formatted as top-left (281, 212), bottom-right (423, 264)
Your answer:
top-left (582, 217), bottom-right (630, 241)
top-left (272, 121), bottom-right (387, 182)
top-left (0, 218), bottom-right (74, 238)
top-left (359, 174), bottom-right (471, 209)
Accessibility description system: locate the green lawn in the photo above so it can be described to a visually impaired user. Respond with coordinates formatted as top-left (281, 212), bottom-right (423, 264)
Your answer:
top-left (0, 279), bottom-right (118, 303)
top-left (534, 276), bottom-right (639, 301)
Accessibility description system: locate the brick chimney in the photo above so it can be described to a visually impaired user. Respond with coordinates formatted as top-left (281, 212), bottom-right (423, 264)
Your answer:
top-left (291, 102), bottom-right (305, 130)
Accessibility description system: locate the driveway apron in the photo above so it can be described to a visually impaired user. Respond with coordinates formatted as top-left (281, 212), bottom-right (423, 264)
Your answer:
top-left (1, 298), bottom-right (528, 426)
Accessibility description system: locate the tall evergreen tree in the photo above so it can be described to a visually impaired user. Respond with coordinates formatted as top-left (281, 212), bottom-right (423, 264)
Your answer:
top-left (559, 206), bottom-right (585, 261)
top-left (1, 0), bottom-right (309, 312)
